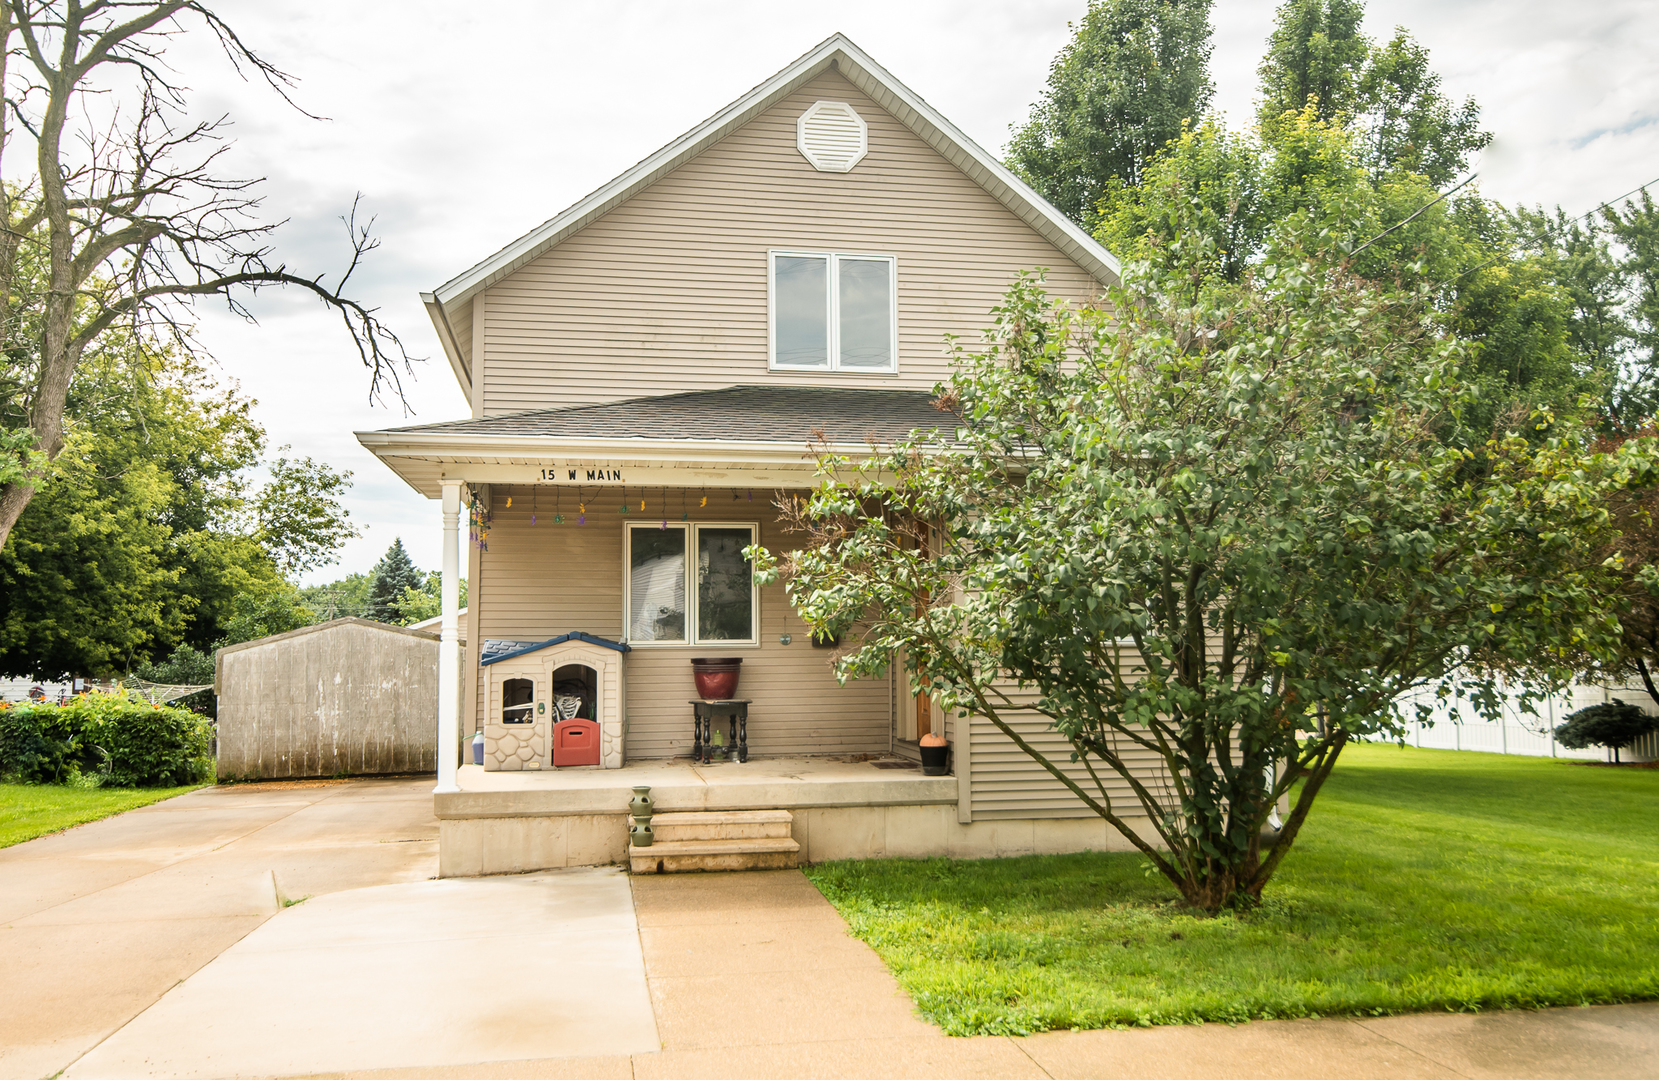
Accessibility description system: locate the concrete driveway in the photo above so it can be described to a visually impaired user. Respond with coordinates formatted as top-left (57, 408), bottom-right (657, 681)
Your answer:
top-left (2, 778), bottom-right (440, 1079)
top-left (4, 779), bottom-right (1655, 1080)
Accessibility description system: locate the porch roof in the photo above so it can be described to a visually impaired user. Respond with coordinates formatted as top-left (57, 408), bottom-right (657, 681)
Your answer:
top-left (354, 385), bottom-right (953, 497)
top-left (381, 385), bottom-right (945, 443)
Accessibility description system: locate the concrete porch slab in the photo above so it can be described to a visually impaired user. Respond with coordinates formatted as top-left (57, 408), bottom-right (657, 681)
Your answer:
top-left (435, 757), bottom-right (961, 876)
top-left (439, 756), bottom-right (957, 818)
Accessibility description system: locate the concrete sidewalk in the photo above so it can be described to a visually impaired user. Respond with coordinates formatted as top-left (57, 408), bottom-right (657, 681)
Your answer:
top-left (0, 777), bottom-right (438, 1080)
top-left (6, 782), bottom-right (1655, 1080)
top-left (623, 871), bottom-right (1659, 1080)
top-left (282, 870), bottom-right (1659, 1080)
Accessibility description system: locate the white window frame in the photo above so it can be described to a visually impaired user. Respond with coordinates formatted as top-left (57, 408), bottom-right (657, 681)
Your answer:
top-left (767, 249), bottom-right (898, 373)
top-left (622, 522), bottom-right (760, 648)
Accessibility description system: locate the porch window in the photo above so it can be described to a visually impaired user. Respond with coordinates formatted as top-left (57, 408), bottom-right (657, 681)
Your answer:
top-left (625, 523), bottom-right (757, 645)
top-left (628, 526), bottom-right (687, 642)
top-left (769, 250), bottom-right (896, 372)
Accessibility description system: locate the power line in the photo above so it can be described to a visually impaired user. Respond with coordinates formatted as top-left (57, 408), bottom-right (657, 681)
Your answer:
top-left (1453, 174), bottom-right (1659, 281)
top-left (1574, 175), bottom-right (1659, 224)
top-left (1351, 173), bottom-right (1478, 258)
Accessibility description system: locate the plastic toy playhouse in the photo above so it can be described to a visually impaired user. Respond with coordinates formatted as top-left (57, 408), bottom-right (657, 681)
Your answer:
top-left (478, 632), bottom-right (630, 770)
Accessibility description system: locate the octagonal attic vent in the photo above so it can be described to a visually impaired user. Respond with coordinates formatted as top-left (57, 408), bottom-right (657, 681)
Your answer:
top-left (797, 101), bottom-right (868, 173)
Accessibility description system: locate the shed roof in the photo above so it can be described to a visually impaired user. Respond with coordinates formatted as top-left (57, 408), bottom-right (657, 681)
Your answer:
top-left (213, 618), bottom-right (439, 693)
top-left (216, 618), bottom-right (439, 658)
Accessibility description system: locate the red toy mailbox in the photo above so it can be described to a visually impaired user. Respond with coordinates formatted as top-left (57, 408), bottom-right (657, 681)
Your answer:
top-left (553, 718), bottom-right (601, 767)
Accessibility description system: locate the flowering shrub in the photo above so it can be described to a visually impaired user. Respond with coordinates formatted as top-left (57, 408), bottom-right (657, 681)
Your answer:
top-left (0, 691), bottom-right (213, 787)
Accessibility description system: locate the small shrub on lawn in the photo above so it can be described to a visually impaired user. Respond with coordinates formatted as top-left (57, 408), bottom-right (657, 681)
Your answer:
top-left (1555, 702), bottom-right (1659, 763)
top-left (0, 692), bottom-right (213, 787)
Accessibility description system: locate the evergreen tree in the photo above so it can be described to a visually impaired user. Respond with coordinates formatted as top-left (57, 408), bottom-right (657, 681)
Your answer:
top-left (1007, 0), bottom-right (1215, 226)
top-left (365, 539), bottom-right (423, 624)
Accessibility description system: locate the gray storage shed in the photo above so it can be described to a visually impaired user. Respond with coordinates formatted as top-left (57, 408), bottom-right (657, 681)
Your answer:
top-left (214, 617), bottom-right (444, 780)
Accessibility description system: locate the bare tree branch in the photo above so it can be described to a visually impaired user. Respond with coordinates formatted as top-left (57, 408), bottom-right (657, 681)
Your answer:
top-left (0, 1), bottom-right (415, 549)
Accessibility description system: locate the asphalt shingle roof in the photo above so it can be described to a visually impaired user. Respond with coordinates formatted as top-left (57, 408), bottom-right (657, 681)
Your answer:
top-left (385, 385), bottom-right (949, 445)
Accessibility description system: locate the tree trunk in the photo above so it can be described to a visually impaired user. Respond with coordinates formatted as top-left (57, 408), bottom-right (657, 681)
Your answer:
top-left (1635, 657), bottom-right (1659, 710)
top-left (0, 481), bottom-right (39, 550)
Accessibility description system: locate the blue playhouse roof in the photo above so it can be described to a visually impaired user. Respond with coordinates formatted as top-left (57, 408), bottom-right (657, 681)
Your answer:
top-left (478, 631), bottom-right (631, 667)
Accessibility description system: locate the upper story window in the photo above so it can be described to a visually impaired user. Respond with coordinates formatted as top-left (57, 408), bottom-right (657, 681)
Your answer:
top-left (769, 250), bottom-right (896, 373)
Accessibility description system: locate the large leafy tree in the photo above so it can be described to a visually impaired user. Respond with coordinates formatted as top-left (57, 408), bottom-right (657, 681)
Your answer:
top-left (1, 345), bottom-right (260, 674)
top-left (1007, 0), bottom-right (1214, 226)
top-left (1096, 113), bottom-right (1595, 440)
top-left (1352, 29), bottom-right (1489, 187)
top-left (0, 335), bottom-right (354, 676)
top-left (1256, 0), bottom-right (1368, 124)
top-left (1257, 1), bottom-right (1487, 186)
top-left (0, 2), bottom-right (410, 552)
top-left (1514, 190), bottom-right (1659, 424)
top-left (1603, 192), bottom-right (1659, 421)
top-left (1555, 424), bottom-right (1659, 706)
top-left (255, 451), bottom-right (358, 578)
top-left (301, 572), bottom-right (372, 621)
top-left (756, 238), bottom-right (1652, 913)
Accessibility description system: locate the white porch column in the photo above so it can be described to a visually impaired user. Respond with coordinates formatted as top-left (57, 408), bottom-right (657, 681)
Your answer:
top-left (436, 481), bottom-right (463, 793)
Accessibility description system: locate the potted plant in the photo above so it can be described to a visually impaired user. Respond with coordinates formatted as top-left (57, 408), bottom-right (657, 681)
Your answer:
top-left (689, 657), bottom-right (742, 699)
top-left (919, 731), bottom-right (950, 775)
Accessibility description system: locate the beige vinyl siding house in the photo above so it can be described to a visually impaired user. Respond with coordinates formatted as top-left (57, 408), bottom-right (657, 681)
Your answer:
top-left (359, 33), bottom-right (1160, 867)
top-left (466, 69), bottom-right (1102, 415)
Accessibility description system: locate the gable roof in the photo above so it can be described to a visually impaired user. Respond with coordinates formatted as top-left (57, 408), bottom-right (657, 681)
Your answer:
top-left (421, 33), bottom-right (1120, 388)
top-left (379, 385), bottom-right (948, 445)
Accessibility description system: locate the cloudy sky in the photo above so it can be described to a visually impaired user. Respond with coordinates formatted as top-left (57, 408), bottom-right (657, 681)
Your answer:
top-left (162, 0), bottom-right (1657, 582)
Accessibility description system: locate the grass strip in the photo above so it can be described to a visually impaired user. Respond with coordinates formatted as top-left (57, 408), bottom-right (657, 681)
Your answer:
top-left (0, 782), bottom-right (203, 848)
top-left (805, 743), bottom-right (1659, 1034)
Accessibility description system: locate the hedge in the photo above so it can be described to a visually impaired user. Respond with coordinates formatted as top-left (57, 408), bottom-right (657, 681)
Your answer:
top-left (0, 692), bottom-right (213, 788)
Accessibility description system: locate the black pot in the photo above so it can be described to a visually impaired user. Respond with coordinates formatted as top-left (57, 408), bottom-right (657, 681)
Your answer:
top-left (919, 743), bottom-right (950, 776)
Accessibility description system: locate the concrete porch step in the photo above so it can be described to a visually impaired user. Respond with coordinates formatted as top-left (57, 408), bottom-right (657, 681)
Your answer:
top-left (629, 836), bottom-right (800, 874)
top-left (649, 810), bottom-right (793, 842)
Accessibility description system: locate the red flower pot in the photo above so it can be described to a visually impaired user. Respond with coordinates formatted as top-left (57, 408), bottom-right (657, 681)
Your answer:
top-left (690, 657), bottom-right (742, 700)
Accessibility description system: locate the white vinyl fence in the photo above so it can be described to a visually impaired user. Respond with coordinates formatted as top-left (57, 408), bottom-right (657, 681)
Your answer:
top-left (1384, 681), bottom-right (1659, 763)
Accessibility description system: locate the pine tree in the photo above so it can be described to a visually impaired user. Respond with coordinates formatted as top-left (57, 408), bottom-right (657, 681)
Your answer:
top-left (365, 539), bottom-right (423, 624)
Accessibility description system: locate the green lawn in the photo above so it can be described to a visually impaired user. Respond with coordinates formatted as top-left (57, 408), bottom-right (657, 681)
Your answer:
top-left (805, 744), bottom-right (1659, 1035)
top-left (0, 782), bottom-right (202, 848)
